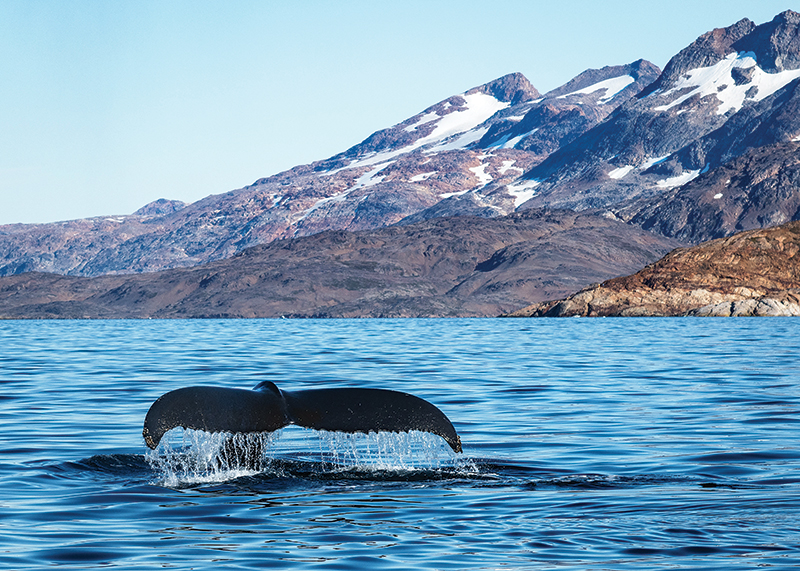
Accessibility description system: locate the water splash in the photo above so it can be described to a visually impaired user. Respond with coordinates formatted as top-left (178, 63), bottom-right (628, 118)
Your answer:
top-left (317, 430), bottom-right (460, 471)
top-left (146, 427), bottom-right (471, 485)
top-left (145, 429), bottom-right (278, 487)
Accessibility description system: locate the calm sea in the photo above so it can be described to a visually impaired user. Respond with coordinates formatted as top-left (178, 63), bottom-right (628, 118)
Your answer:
top-left (1, 318), bottom-right (798, 570)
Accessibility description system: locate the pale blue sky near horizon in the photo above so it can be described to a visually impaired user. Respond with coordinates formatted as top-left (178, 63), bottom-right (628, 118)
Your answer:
top-left (1, 1), bottom-right (797, 225)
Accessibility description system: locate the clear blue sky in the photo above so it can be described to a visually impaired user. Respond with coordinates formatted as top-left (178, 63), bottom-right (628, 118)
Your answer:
top-left (1, 1), bottom-right (797, 224)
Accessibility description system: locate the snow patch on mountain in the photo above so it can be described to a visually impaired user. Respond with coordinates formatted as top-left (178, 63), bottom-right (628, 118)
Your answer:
top-left (427, 126), bottom-right (491, 153)
top-left (656, 169), bottom-right (700, 189)
top-left (404, 111), bottom-right (440, 132)
top-left (329, 92), bottom-right (510, 173)
top-left (470, 163), bottom-right (493, 187)
top-left (488, 128), bottom-right (540, 150)
top-left (608, 165), bottom-right (635, 179)
top-left (300, 163), bottom-right (392, 220)
top-left (642, 155), bottom-right (671, 169)
top-left (351, 162), bottom-right (391, 189)
top-left (418, 92), bottom-right (509, 148)
top-left (440, 190), bottom-right (470, 199)
top-left (498, 160), bottom-right (524, 175)
top-left (507, 179), bottom-right (541, 207)
top-left (558, 75), bottom-right (635, 104)
top-left (654, 52), bottom-right (800, 115)
top-left (410, 171), bottom-right (437, 182)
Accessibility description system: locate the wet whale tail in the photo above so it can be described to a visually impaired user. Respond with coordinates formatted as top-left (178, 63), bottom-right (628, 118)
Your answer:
top-left (143, 381), bottom-right (462, 453)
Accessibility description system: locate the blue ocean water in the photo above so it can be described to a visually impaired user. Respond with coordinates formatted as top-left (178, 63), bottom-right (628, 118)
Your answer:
top-left (1, 318), bottom-right (799, 570)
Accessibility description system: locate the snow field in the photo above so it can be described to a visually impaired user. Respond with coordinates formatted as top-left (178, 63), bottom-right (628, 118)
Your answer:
top-left (654, 52), bottom-right (800, 116)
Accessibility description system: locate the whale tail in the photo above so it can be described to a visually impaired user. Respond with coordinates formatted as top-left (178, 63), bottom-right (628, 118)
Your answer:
top-left (143, 382), bottom-right (462, 453)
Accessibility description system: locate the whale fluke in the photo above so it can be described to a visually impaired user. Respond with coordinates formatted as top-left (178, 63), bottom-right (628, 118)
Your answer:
top-left (143, 381), bottom-right (462, 453)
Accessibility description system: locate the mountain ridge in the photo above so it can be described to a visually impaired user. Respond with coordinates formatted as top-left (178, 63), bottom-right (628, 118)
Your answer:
top-left (0, 62), bottom-right (660, 277)
top-left (509, 10), bottom-right (800, 218)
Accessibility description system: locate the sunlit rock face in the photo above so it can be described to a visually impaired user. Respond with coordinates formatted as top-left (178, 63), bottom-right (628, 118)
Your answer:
top-left (507, 220), bottom-right (800, 317)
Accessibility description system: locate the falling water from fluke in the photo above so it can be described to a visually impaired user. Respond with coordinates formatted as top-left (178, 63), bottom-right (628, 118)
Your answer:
top-left (145, 429), bottom-right (278, 486)
top-left (316, 430), bottom-right (459, 471)
top-left (145, 427), bottom-right (468, 485)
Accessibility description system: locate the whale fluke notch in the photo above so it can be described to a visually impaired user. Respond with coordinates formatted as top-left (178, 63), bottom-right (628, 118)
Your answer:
top-left (143, 381), bottom-right (462, 453)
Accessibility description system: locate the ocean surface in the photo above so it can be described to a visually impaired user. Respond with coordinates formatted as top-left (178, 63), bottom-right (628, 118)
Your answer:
top-left (1, 318), bottom-right (799, 570)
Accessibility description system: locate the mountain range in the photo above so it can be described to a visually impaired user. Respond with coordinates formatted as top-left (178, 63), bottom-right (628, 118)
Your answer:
top-left (2, 11), bottom-right (800, 317)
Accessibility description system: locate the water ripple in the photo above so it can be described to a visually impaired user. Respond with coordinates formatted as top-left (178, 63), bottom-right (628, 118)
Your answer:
top-left (1, 318), bottom-right (800, 569)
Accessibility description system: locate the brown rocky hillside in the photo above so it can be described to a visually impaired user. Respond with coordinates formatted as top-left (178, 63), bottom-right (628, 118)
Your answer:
top-left (506, 220), bottom-right (800, 317)
top-left (0, 210), bottom-right (679, 319)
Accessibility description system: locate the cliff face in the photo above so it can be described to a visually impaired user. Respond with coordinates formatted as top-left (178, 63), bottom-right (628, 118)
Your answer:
top-left (507, 220), bottom-right (800, 317)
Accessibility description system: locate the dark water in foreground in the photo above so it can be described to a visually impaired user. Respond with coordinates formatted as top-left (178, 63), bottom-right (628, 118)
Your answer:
top-left (1, 318), bottom-right (799, 570)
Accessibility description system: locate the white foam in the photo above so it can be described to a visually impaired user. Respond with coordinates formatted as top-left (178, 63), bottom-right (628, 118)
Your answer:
top-left (654, 52), bottom-right (800, 116)
top-left (318, 430), bottom-right (458, 471)
top-left (146, 430), bottom-right (277, 487)
top-left (146, 427), bottom-right (462, 485)
top-left (608, 165), bottom-right (634, 180)
top-left (558, 75), bottom-right (635, 104)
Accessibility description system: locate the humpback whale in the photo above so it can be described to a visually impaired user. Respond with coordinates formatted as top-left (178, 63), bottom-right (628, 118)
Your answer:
top-left (143, 381), bottom-right (462, 453)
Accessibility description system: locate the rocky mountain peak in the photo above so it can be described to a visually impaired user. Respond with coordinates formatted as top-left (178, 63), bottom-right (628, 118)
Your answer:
top-left (317, 73), bottom-right (536, 165)
top-left (545, 59), bottom-right (659, 100)
top-left (640, 17), bottom-right (756, 97)
top-left (4, 11), bottom-right (800, 281)
top-left (641, 11), bottom-right (800, 97)
top-left (133, 198), bottom-right (188, 217)
top-left (465, 72), bottom-right (541, 104)
top-left (732, 10), bottom-right (800, 72)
